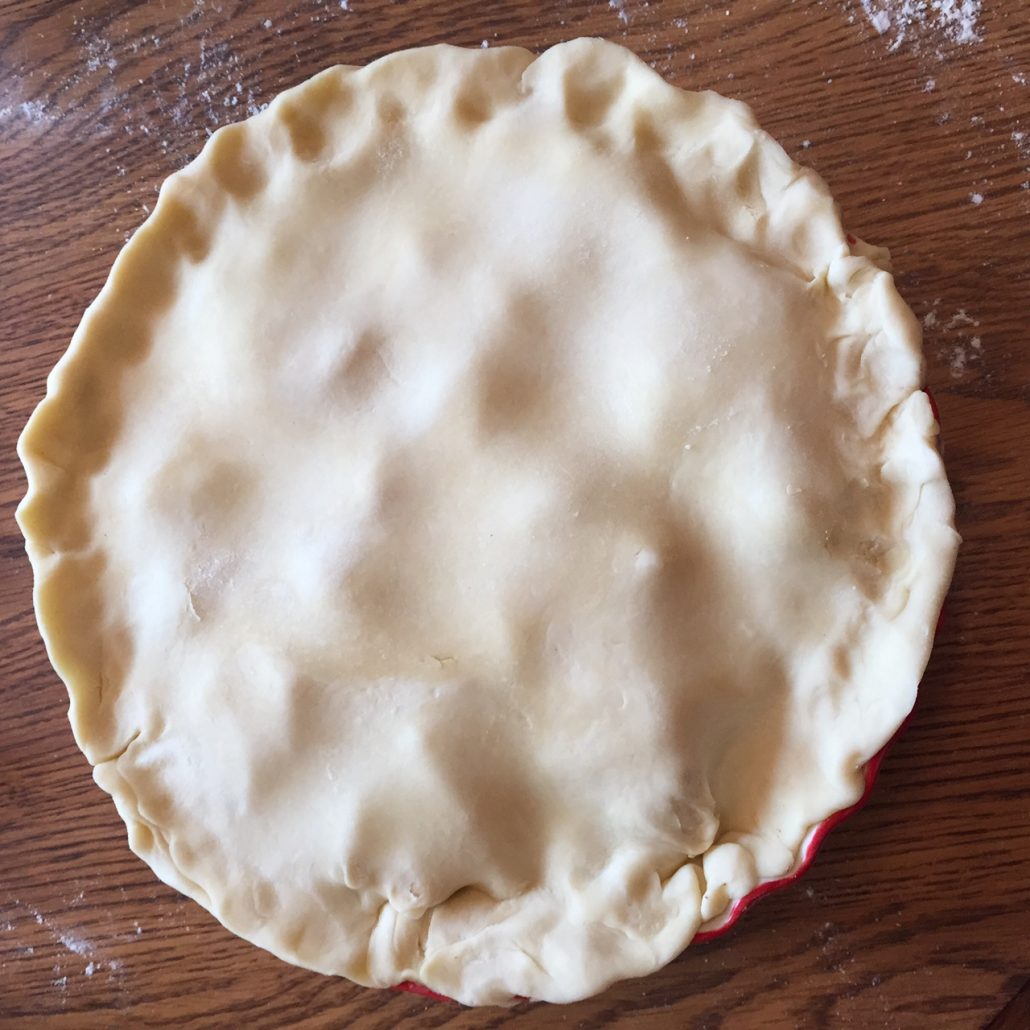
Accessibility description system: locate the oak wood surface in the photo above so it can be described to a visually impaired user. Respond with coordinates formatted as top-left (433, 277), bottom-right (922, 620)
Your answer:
top-left (2, 1), bottom-right (1028, 1026)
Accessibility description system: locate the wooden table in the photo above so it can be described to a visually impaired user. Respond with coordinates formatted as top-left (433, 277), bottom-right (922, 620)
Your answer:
top-left (2, 1), bottom-right (1028, 1026)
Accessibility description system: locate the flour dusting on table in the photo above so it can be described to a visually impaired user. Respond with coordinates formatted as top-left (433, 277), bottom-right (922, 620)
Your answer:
top-left (923, 301), bottom-right (985, 380)
top-left (859, 0), bottom-right (982, 53)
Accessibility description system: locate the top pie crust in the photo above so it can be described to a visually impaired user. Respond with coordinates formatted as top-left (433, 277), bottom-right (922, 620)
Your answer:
top-left (17, 39), bottom-right (959, 1005)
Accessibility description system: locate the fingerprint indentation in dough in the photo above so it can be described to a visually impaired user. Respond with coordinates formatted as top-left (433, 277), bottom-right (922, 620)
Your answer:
top-left (561, 64), bottom-right (625, 128)
top-left (208, 124), bottom-right (267, 200)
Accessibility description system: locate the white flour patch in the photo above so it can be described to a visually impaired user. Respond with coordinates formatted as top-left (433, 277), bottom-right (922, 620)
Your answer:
top-left (56, 929), bottom-right (93, 957)
top-left (0, 99), bottom-right (59, 124)
top-left (924, 302), bottom-right (984, 379)
top-left (969, 191), bottom-right (983, 204)
top-left (609, 0), bottom-right (630, 26)
top-left (84, 33), bottom-right (117, 73)
top-left (945, 309), bottom-right (978, 329)
top-left (27, 905), bottom-right (98, 961)
top-left (19, 99), bottom-right (51, 122)
top-left (941, 336), bottom-right (981, 377)
top-left (858, 0), bottom-right (982, 54)
top-left (35, 907), bottom-right (125, 981)
top-left (1013, 130), bottom-right (1030, 166)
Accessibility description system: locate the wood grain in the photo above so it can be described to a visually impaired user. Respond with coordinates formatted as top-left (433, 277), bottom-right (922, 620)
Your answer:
top-left (2, 1), bottom-right (1028, 1026)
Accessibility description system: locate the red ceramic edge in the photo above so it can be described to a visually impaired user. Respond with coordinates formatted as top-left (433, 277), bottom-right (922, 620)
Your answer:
top-left (391, 385), bottom-right (948, 1003)
top-left (393, 980), bottom-right (455, 1003)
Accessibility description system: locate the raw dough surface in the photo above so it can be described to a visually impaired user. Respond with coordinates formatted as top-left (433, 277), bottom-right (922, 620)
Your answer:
top-left (18, 39), bottom-right (959, 1005)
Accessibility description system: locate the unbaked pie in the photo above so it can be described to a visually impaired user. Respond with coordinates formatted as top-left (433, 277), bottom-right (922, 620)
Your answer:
top-left (17, 39), bottom-right (959, 1005)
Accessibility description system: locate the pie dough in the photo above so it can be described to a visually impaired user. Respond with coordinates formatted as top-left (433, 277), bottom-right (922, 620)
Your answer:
top-left (17, 39), bottom-right (959, 1005)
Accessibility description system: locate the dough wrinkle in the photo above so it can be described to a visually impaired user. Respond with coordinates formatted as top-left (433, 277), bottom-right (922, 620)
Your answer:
top-left (91, 727), bottom-right (142, 767)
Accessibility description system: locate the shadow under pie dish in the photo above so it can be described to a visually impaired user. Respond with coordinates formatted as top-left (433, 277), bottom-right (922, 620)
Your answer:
top-left (17, 38), bottom-right (959, 1006)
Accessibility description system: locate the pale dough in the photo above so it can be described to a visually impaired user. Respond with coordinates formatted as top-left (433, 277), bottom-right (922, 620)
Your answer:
top-left (17, 39), bottom-right (959, 1005)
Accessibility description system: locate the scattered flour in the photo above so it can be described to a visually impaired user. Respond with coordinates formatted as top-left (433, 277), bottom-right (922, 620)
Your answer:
top-left (19, 99), bottom-right (51, 122)
top-left (84, 33), bottom-right (117, 73)
top-left (56, 930), bottom-right (93, 957)
top-left (924, 303), bottom-right (984, 379)
top-left (969, 191), bottom-right (983, 204)
top-left (858, 0), bottom-right (983, 53)
top-left (941, 336), bottom-right (981, 377)
top-left (63, 15), bottom-right (272, 154)
top-left (945, 309), bottom-right (978, 329)
top-left (609, 0), bottom-right (630, 26)
top-left (18, 905), bottom-right (115, 994)
top-left (26, 905), bottom-right (100, 962)
top-left (0, 99), bottom-right (58, 124)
